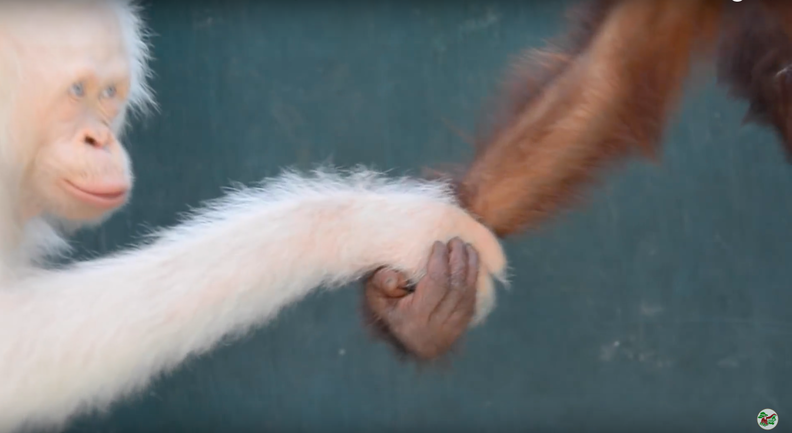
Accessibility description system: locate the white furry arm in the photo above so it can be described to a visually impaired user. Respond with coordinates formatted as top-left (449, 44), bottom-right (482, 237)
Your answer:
top-left (0, 168), bottom-right (506, 432)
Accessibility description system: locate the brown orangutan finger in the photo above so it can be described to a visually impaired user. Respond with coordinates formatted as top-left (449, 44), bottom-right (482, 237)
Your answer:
top-left (367, 267), bottom-right (410, 299)
top-left (429, 238), bottom-right (470, 323)
top-left (364, 268), bottom-right (410, 324)
top-left (441, 244), bottom-right (479, 326)
top-left (464, 243), bottom-right (480, 289)
top-left (447, 238), bottom-right (469, 290)
top-left (412, 240), bottom-right (451, 317)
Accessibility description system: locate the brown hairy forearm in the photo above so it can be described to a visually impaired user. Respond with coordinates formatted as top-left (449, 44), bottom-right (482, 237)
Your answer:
top-left (459, 0), bottom-right (722, 237)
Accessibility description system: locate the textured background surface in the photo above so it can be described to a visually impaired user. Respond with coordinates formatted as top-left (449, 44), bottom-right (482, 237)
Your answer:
top-left (64, 1), bottom-right (790, 432)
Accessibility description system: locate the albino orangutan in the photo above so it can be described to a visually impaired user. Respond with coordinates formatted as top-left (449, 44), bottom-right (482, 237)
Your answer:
top-left (0, 1), bottom-right (507, 431)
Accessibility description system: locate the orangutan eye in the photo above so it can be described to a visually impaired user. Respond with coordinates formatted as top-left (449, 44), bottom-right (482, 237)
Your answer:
top-left (69, 82), bottom-right (85, 97)
top-left (101, 85), bottom-right (117, 99)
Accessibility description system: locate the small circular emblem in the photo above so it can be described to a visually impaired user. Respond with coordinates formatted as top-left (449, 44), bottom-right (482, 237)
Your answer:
top-left (758, 409), bottom-right (779, 430)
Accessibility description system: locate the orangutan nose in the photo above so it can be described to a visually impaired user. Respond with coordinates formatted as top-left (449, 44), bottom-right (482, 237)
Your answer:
top-left (76, 126), bottom-right (112, 148)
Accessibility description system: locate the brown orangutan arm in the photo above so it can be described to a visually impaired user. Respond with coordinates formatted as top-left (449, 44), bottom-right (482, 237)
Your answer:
top-left (360, 0), bottom-right (792, 362)
top-left (458, 0), bottom-right (723, 237)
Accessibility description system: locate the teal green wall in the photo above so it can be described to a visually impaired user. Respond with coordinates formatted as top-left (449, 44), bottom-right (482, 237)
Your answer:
top-left (64, 1), bottom-right (789, 431)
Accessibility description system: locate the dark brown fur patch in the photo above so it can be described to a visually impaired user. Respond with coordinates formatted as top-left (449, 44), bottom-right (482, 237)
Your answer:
top-left (716, 0), bottom-right (792, 160)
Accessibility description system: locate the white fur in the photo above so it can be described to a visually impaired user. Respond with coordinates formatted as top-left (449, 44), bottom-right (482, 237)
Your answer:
top-left (0, 2), bottom-right (508, 432)
top-left (0, 167), bottom-right (507, 432)
top-left (0, 0), bottom-right (155, 274)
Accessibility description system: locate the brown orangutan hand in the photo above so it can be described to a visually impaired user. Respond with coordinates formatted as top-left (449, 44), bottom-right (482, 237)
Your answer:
top-left (363, 238), bottom-right (479, 361)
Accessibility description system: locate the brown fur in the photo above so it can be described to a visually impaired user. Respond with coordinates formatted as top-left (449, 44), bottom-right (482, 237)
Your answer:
top-left (366, 0), bottom-right (792, 359)
top-left (482, 0), bottom-right (617, 144)
top-left (717, 0), bottom-right (792, 159)
top-left (424, 1), bottom-right (619, 198)
top-left (456, 0), bottom-right (722, 237)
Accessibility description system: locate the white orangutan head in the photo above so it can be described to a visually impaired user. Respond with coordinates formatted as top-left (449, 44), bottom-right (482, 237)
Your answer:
top-left (0, 0), bottom-right (154, 225)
